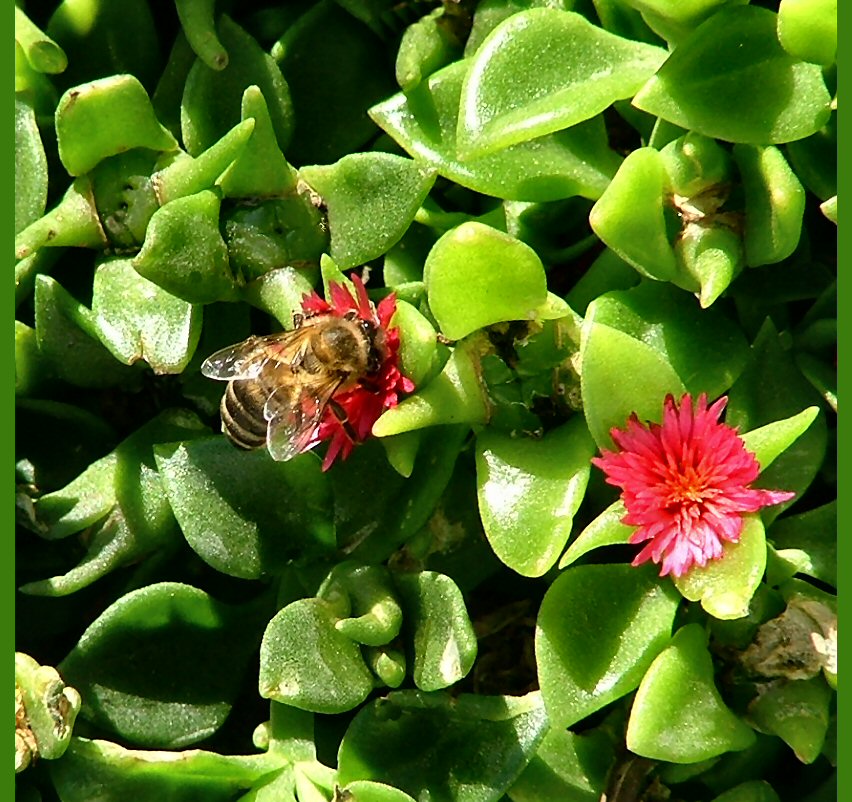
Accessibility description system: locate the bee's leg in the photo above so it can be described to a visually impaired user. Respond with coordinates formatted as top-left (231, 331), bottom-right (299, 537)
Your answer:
top-left (328, 399), bottom-right (358, 442)
top-left (292, 312), bottom-right (304, 328)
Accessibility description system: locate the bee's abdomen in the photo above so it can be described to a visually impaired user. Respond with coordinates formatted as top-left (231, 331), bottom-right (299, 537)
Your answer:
top-left (220, 380), bottom-right (268, 450)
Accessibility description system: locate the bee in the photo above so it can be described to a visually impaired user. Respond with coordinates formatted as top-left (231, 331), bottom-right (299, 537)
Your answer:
top-left (201, 309), bottom-right (388, 461)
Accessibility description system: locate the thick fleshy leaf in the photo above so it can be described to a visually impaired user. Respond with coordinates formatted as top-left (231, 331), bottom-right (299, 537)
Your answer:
top-left (47, 0), bottom-right (160, 92)
top-left (218, 85), bottom-right (299, 198)
top-left (342, 781), bottom-right (417, 802)
top-left (15, 97), bottom-right (48, 235)
top-left (175, 0), bottom-right (228, 71)
top-left (337, 691), bottom-right (548, 802)
top-left (258, 598), bottom-right (375, 714)
top-left (507, 726), bottom-right (613, 802)
top-left (424, 222), bottom-right (548, 339)
top-left (373, 344), bottom-right (489, 436)
top-left (272, 1), bottom-right (396, 165)
top-left (592, 282), bottom-right (750, 394)
top-left (739, 406), bottom-right (819, 474)
top-left (50, 737), bottom-right (280, 802)
top-left (588, 148), bottom-right (677, 281)
top-left (625, 0), bottom-right (748, 45)
top-left (536, 564), bottom-right (680, 728)
top-left (627, 624), bottom-right (756, 762)
top-left (133, 190), bottom-right (236, 304)
top-left (22, 411), bottom-right (207, 597)
top-left (370, 60), bottom-right (621, 202)
top-left (733, 145), bottom-right (806, 267)
top-left (154, 437), bottom-right (334, 579)
top-left (59, 583), bottom-right (272, 748)
top-left (632, 6), bottom-right (832, 144)
top-left (727, 320), bottom-right (827, 521)
top-left (458, 9), bottom-right (666, 158)
top-left (92, 258), bottom-right (202, 374)
top-left (777, 0), bottom-right (837, 66)
top-left (476, 417), bottom-right (595, 577)
top-left (391, 300), bottom-right (438, 389)
top-left (393, 571), bottom-right (477, 691)
top-left (710, 781), bottom-right (781, 802)
top-left (15, 653), bottom-right (80, 765)
top-left (55, 75), bottom-right (177, 176)
top-left (580, 299), bottom-right (688, 448)
top-left (768, 501), bottom-right (836, 588)
top-left (558, 500), bottom-right (632, 569)
top-left (34, 275), bottom-right (139, 389)
top-left (300, 153), bottom-right (436, 268)
top-left (674, 515), bottom-right (767, 620)
top-left (181, 14), bottom-right (293, 156)
top-left (748, 677), bottom-right (832, 764)
top-left (331, 428), bottom-right (468, 564)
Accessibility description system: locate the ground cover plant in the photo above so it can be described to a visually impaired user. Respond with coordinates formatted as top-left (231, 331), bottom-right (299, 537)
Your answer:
top-left (15, 1), bottom-right (836, 800)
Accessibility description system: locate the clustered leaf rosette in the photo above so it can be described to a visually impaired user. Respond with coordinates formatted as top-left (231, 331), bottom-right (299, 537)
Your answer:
top-left (593, 393), bottom-right (795, 578)
top-left (301, 274), bottom-right (415, 470)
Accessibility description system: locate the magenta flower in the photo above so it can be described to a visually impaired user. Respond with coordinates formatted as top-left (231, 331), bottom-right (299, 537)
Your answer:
top-left (592, 393), bottom-right (795, 578)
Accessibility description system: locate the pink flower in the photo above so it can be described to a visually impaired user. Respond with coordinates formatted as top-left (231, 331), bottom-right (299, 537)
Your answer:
top-left (592, 393), bottom-right (795, 577)
top-left (302, 275), bottom-right (414, 471)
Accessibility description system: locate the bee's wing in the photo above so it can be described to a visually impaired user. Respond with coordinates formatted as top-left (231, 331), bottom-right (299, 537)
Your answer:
top-left (200, 332), bottom-right (304, 381)
top-left (263, 376), bottom-right (346, 462)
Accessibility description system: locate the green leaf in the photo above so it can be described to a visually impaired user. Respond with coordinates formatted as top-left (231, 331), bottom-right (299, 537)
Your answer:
top-left (373, 343), bottom-right (489, 436)
top-left (300, 153), bottom-right (436, 269)
top-left (332, 428), bottom-right (468, 564)
top-left (580, 301), bottom-right (687, 449)
top-left (272, 0), bottom-right (396, 164)
top-left (16, 176), bottom-right (106, 260)
top-left (342, 781), bottom-right (417, 802)
top-left (710, 781), bottom-right (781, 802)
top-left (59, 583), bottom-right (271, 748)
top-left (396, 7), bottom-right (463, 92)
top-left (338, 691), bottom-right (548, 802)
top-left (424, 222), bottom-right (547, 340)
top-left (733, 145), bottom-right (806, 267)
top-left (324, 563), bottom-right (403, 647)
top-left (133, 189), bottom-right (236, 304)
top-left (175, 0), bottom-right (228, 71)
top-left (588, 148), bottom-right (677, 281)
top-left (391, 300), bottom-right (438, 390)
top-left (777, 0), bottom-right (837, 66)
top-left (219, 85), bottom-right (299, 198)
top-left (727, 321), bottom-right (827, 521)
top-left (15, 6), bottom-right (68, 74)
top-left (394, 571), bottom-right (478, 691)
top-left (589, 282), bottom-right (751, 398)
top-left (536, 564), bottom-right (680, 728)
top-left (50, 737), bottom-right (280, 802)
top-left (508, 726), bottom-right (613, 802)
top-left (476, 417), bottom-right (595, 577)
top-left (674, 515), bottom-right (767, 620)
top-left (458, 9), bottom-right (666, 158)
top-left (34, 275), bottom-right (139, 389)
top-left (47, 0), bottom-right (161, 93)
top-left (627, 624), bottom-right (756, 762)
top-left (55, 75), bottom-right (177, 176)
top-left (23, 410), bottom-right (208, 596)
top-left (632, 6), bottom-right (832, 144)
top-left (748, 677), bottom-right (832, 764)
top-left (558, 500), bottom-right (632, 569)
top-left (15, 97), bottom-right (48, 235)
top-left (15, 653), bottom-right (80, 764)
top-left (768, 501), bottom-right (836, 587)
top-left (154, 437), bottom-right (334, 579)
top-left (181, 14), bottom-right (293, 156)
top-left (92, 258), bottom-right (202, 374)
top-left (259, 598), bottom-right (375, 714)
top-left (739, 406), bottom-right (820, 474)
top-left (370, 60), bottom-right (621, 202)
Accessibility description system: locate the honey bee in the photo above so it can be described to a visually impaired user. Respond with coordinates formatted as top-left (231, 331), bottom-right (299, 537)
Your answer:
top-left (201, 309), bottom-right (388, 461)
